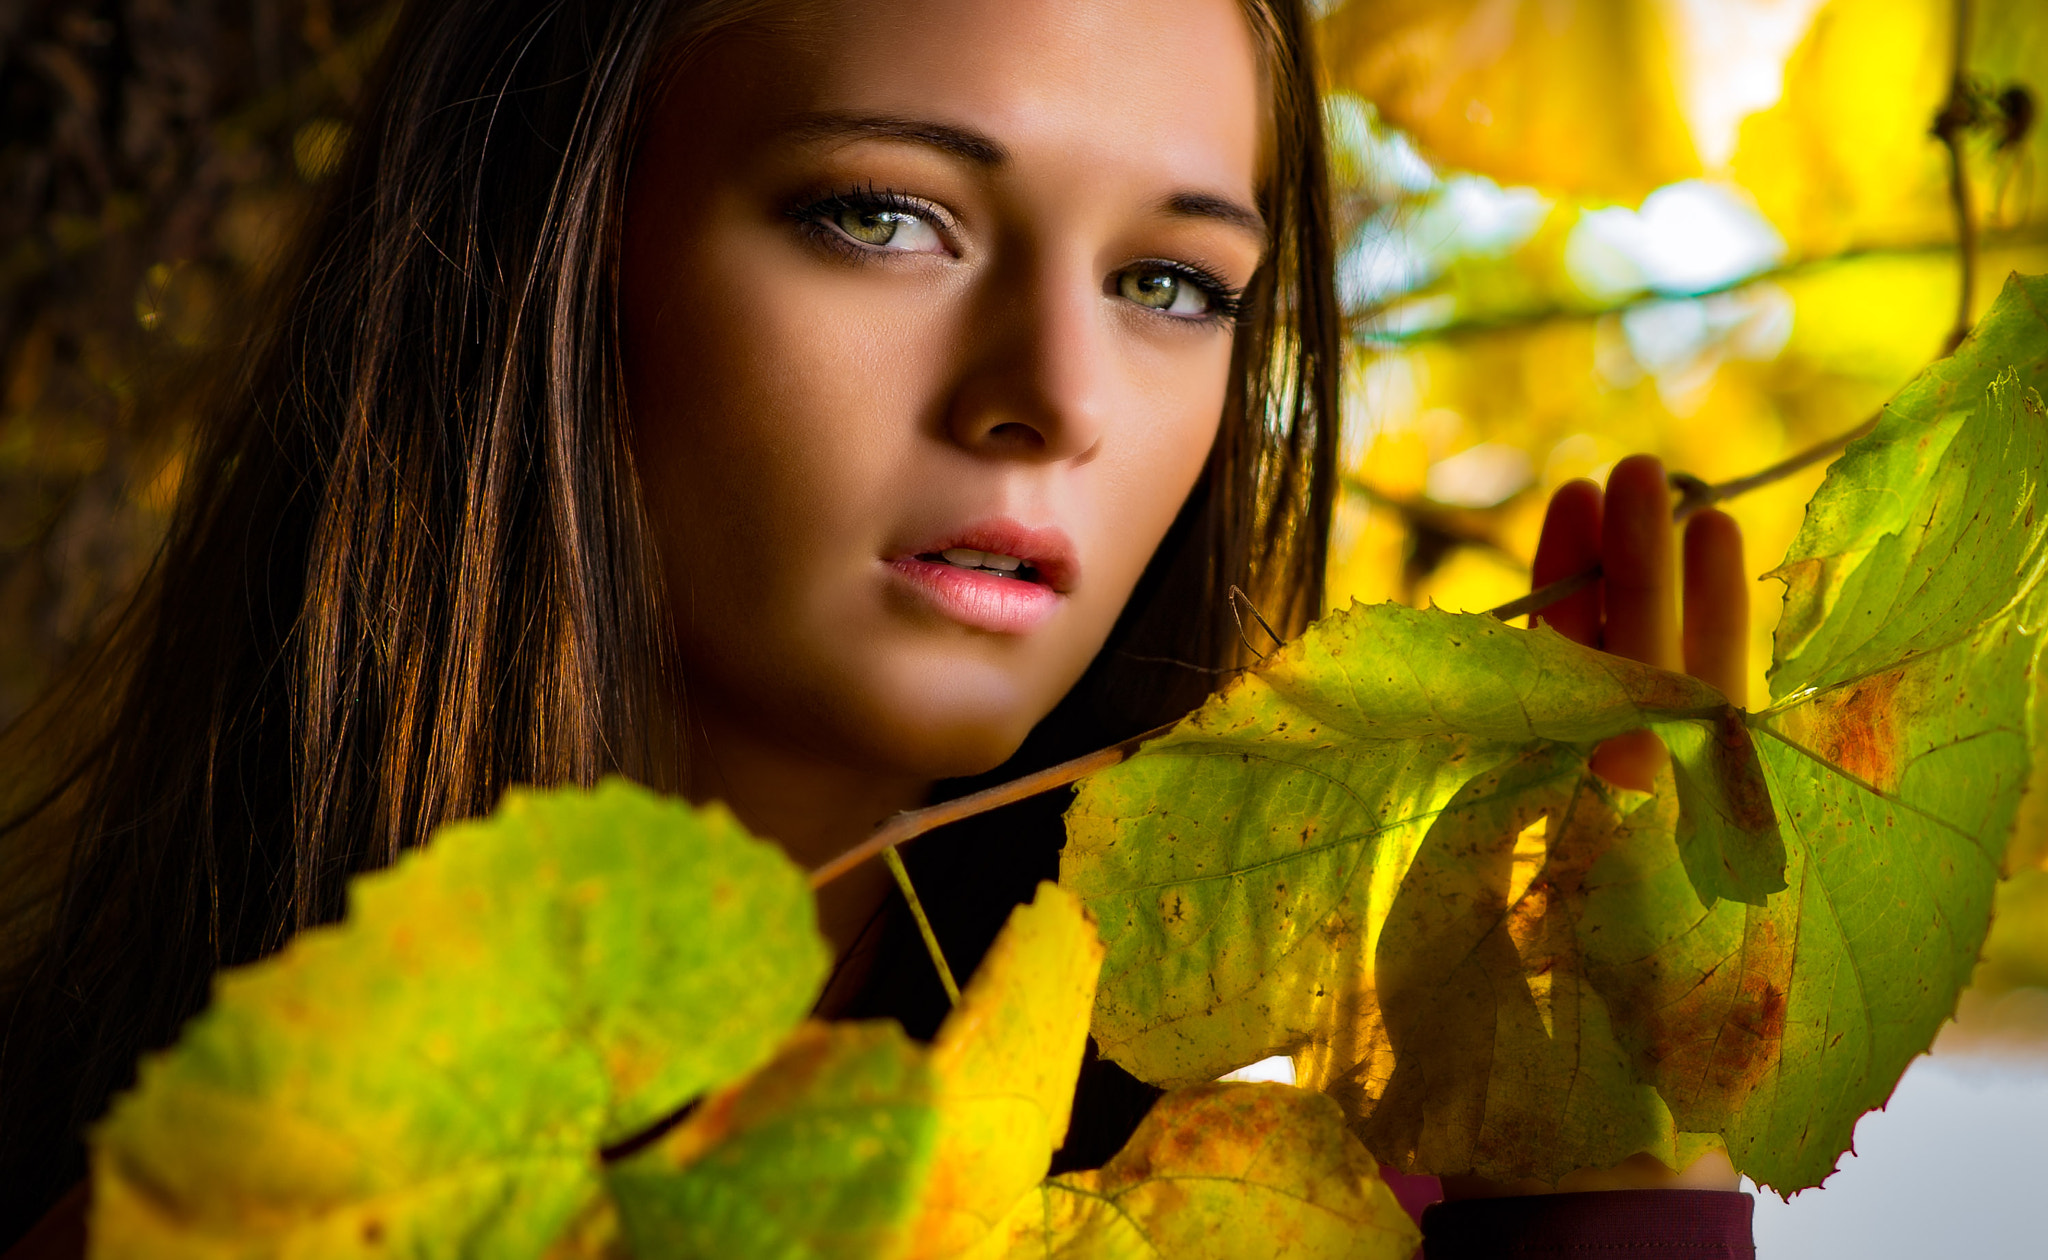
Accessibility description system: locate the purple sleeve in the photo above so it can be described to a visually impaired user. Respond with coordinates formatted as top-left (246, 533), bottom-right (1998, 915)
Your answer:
top-left (1419, 1189), bottom-right (1755, 1259)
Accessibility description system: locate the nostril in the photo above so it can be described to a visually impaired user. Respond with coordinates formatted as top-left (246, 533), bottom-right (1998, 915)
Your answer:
top-left (985, 421), bottom-right (1046, 450)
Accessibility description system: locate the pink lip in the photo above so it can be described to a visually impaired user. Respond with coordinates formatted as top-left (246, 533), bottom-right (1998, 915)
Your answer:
top-left (886, 519), bottom-right (1078, 635)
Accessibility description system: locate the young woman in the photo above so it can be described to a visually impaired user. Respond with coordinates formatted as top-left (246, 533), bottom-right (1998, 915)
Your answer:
top-left (0, 0), bottom-right (1754, 1252)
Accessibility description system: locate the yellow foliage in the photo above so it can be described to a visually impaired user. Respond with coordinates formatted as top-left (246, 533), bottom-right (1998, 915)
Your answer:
top-left (1320, 0), bottom-right (1701, 202)
top-left (1730, 0), bottom-right (1957, 257)
top-left (906, 883), bottom-right (1103, 1259)
top-left (972, 1084), bottom-right (1418, 1260)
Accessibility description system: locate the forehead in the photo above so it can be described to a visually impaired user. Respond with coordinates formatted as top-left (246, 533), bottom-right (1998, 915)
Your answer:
top-left (737, 0), bottom-right (1266, 201)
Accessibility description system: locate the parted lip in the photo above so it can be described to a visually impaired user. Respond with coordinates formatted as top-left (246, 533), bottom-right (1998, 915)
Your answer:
top-left (893, 518), bottom-right (1079, 592)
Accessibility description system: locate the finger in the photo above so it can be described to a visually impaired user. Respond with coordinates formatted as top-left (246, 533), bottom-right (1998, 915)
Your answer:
top-left (1682, 509), bottom-right (1749, 707)
top-left (1530, 479), bottom-right (1603, 645)
top-left (1599, 455), bottom-right (1680, 671)
top-left (1590, 456), bottom-right (1678, 793)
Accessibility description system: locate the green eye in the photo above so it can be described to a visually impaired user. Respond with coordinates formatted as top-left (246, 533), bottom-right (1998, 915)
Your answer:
top-left (1120, 268), bottom-right (1211, 317)
top-left (836, 206), bottom-right (905, 245)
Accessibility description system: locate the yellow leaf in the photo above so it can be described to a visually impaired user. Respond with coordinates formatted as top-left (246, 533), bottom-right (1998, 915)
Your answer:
top-left (1319, 0), bottom-right (1701, 202)
top-left (973, 1083), bottom-right (1419, 1260)
top-left (906, 882), bottom-right (1104, 1260)
top-left (1728, 0), bottom-right (1954, 258)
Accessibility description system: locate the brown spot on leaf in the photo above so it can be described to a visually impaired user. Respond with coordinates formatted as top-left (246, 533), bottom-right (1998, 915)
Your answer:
top-left (1812, 669), bottom-right (1905, 791)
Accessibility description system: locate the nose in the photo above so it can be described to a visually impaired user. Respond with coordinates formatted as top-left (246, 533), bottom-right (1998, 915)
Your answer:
top-left (942, 257), bottom-right (1111, 462)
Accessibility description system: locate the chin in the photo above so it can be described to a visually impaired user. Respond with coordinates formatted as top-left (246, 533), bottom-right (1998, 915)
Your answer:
top-left (855, 654), bottom-right (1070, 780)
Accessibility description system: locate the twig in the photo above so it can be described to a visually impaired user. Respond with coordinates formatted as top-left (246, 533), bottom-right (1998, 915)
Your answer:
top-left (1484, 566), bottom-right (1604, 626)
top-left (883, 847), bottom-right (960, 1006)
top-left (1666, 413), bottom-right (1881, 518)
top-left (809, 721), bottom-right (1180, 890)
top-left (1228, 585), bottom-right (1284, 660)
top-left (1487, 409), bottom-right (1881, 622)
top-left (1932, 0), bottom-right (1980, 352)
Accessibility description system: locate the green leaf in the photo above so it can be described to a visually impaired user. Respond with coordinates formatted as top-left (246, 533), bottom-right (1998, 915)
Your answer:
top-left (1061, 608), bottom-right (1773, 1181)
top-left (90, 779), bottom-right (828, 1258)
top-left (607, 1020), bottom-right (939, 1260)
top-left (1721, 272), bottom-right (2048, 1187)
top-left (1060, 599), bottom-right (1779, 1087)
top-left (975, 1082), bottom-right (1418, 1260)
top-left (1062, 275), bottom-right (2048, 1192)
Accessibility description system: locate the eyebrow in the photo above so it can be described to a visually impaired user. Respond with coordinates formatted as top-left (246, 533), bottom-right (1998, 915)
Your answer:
top-left (781, 111), bottom-right (1011, 166)
top-left (781, 110), bottom-right (1267, 245)
top-left (1159, 190), bottom-right (1267, 244)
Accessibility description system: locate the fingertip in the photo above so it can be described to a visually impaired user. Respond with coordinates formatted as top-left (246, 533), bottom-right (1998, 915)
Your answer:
top-left (1683, 508), bottom-right (1750, 705)
top-left (1683, 507), bottom-right (1744, 556)
top-left (1532, 479), bottom-right (1603, 643)
top-left (1602, 455), bottom-right (1680, 670)
top-left (1607, 454), bottom-right (1668, 502)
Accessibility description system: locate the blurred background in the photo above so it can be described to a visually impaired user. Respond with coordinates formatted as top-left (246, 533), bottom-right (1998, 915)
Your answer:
top-left (1, 1), bottom-right (2044, 1252)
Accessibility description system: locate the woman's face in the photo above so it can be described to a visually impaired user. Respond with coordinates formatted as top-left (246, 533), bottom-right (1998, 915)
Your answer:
top-left (622, 0), bottom-right (1265, 785)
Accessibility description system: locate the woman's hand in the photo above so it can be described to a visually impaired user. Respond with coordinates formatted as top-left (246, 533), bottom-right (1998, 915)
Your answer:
top-left (1441, 453), bottom-right (1748, 1199)
top-left (1532, 453), bottom-right (1750, 782)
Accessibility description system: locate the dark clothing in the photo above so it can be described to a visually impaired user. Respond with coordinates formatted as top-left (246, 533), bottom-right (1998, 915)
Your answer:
top-left (1420, 1189), bottom-right (1756, 1259)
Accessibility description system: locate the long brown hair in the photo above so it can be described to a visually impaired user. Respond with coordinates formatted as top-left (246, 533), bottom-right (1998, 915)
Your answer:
top-left (0, 0), bottom-right (1339, 1237)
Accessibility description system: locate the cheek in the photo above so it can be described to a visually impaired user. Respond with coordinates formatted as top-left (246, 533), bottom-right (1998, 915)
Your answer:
top-left (1086, 342), bottom-right (1232, 599)
top-left (626, 218), bottom-right (935, 588)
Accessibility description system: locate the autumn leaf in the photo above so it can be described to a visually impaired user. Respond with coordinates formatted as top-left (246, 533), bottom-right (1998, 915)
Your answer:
top-left (1061, 603), bottom-right (1776, 1182)
top-left (89, 780), bottom-right (828, 1258)
top-left (906, 883), bottom-right (1103, 1259)
top-left (1317, 0), bottom-right (1700, 202)
top-left (607, 1020), bottom-right (939, 1260)
top-left (1063, 274), bottom-right (2048, 1192)
top-left (1720, 271), bottom-right (2048, 1183)
top-left (974, 1083), bottom-right (1418, 1260)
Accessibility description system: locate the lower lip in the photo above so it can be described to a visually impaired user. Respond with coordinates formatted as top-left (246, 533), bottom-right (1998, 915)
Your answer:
top-left (887, 557), bottom-right (1063, 633)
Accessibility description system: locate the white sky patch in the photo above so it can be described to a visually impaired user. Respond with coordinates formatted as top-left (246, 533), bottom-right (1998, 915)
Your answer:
top-left (1218, 1055), bottom-right (1298, 1086)
top-left (1667, 0), bottom-right (1829, 169)
top-left (1748, 1049), bottom-right (2048, 1258)
top-left (1566, 180), bottom-right (1787, 300)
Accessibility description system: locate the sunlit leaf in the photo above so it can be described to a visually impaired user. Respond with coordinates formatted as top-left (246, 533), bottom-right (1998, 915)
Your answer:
top-left (1066, 275), bottom-right (2048, 1190)
top-left (608, 1020), bottom-right (939, 1260)
top-left (973, 1082), bottom-right (1416, 1260)
top-left (1318, 0), bottom-right (1701, 201)
top-left (906, 883), bottom-right (1103, 1259)
top-left (89, 780), bottom-right (828, 1258)
top-left (1061, 604), bottom-right (1779, 1181)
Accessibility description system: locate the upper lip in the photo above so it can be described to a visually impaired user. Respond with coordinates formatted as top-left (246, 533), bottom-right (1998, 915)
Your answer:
top-left (896, 518), bottom-right (1079, 592)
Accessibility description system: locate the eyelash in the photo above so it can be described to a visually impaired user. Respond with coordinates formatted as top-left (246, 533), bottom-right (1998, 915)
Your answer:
top-left (786, 186), bottom-right (1246, 326)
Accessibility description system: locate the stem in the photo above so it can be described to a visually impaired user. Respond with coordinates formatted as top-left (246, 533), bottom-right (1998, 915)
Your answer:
top-left (1934, 0), bottom-right (1979, 352)
top-left (883, 847), bottom-right (960, 1006)
top-left (1487, 409), bottom-right (1881, 622)
top-left (809, 721), bottom-right (1179, 890)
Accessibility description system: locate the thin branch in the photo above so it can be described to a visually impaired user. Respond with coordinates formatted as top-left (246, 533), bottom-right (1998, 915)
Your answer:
top-left (1352, 229), bottom-right (2045, 350)
top-left (1485, 565), bottom-right (1603, 626)
top-left (1488, 408), bottom-right (1881, 622)
top-left (883, 847), bottom-right (960, 1006)
top-left (1228, 584), bottom-right (1284, 660)
top-left (809, 721), bottom-right (1180, 890)
top-left (1933, 0), bottom-right (1980, 352)
top-left (1666, 412), bottom-right (1881, 518)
